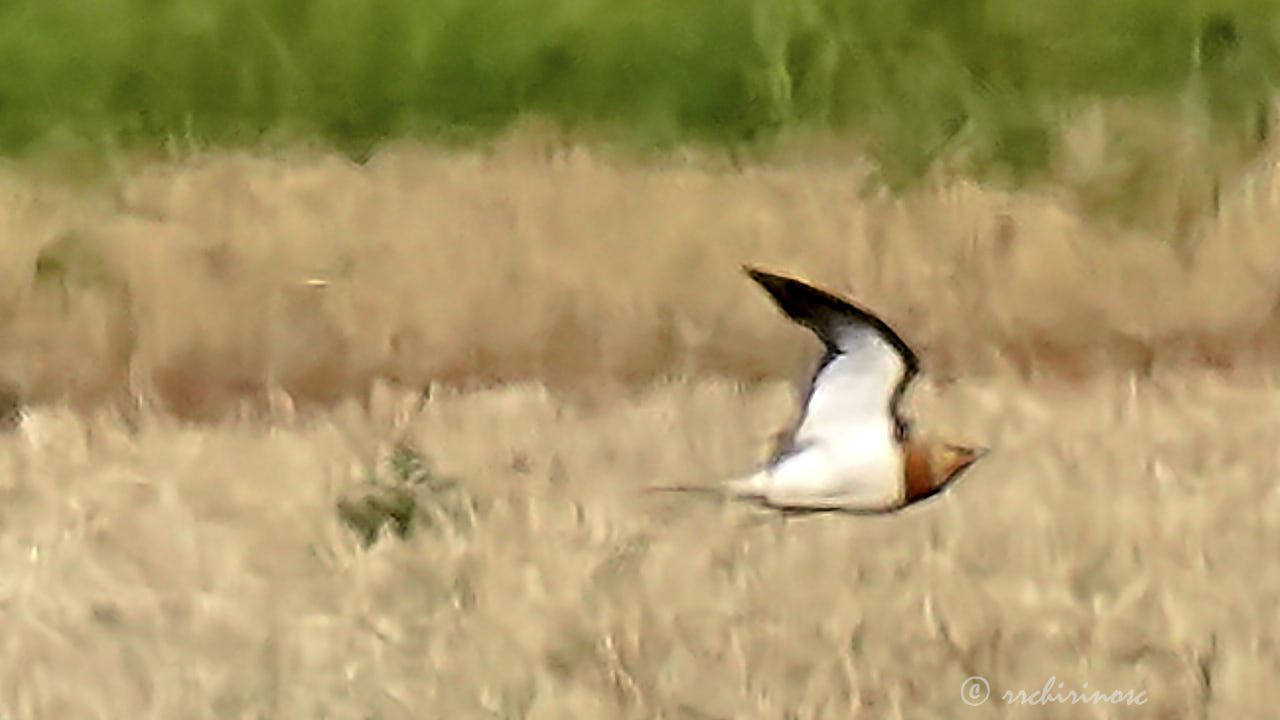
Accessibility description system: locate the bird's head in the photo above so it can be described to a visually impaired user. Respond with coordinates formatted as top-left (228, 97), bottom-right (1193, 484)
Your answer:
top-left (903, 441), bottom-right (987, 506)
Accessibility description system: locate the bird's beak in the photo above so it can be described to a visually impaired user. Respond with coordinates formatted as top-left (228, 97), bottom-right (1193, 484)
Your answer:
top-left (966, 447), bottom-right (990, 468)
top-left (947, 444), bottom-right (989, 464)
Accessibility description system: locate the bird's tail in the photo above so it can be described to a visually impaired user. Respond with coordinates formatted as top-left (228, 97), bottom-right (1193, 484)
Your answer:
top-left (642, 483), bottom-right (728, 499)
top-left (644, 470), bottom-right (767, 501)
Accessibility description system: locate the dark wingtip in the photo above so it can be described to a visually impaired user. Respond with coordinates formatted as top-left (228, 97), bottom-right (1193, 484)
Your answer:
top-left (742, 265), bottom-right (771, 284)
top-left (741, 263), bottom-right (922, 373)
top-left (742, 266), bottom-right (791, 299)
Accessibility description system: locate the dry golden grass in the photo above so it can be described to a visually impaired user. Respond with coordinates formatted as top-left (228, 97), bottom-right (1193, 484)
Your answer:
top-left (4, 370), bottom-right (1280, 718)
top-left (2, 131), bottom-right (1280, 418)
top-left (3, 140), bottom-right (1280, 717)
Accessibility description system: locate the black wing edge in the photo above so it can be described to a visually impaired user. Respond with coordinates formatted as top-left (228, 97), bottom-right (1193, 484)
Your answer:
top-left (744, 266), bottom-right (922, 443)
top-left (743, 267), bottom-right (920, 371)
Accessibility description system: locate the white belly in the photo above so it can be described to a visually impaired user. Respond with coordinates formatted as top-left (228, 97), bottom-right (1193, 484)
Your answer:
top-left (731, 431), bottom-right (905, 511)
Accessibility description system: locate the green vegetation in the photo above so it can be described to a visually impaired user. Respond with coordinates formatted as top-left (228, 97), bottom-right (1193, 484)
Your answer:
top-left (337, 443), bottom-right (482, 547)
top-left (1, 0), bottom-right (1278, 188)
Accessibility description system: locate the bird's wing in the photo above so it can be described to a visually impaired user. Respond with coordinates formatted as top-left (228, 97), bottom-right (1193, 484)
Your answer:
top-left (746, 267), bottom-right (920, 455)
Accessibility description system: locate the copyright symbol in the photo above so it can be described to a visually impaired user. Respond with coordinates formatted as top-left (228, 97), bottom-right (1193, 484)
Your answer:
top-left (961, 676), bottom-right (989, 706)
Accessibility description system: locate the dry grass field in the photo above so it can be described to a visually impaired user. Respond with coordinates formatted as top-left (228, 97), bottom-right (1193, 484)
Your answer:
top-left (3, 138), bottom-right (1280, 717)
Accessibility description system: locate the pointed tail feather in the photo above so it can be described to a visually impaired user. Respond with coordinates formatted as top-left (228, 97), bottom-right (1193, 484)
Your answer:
top-left (645, 471), bottom-right (766, 501)
top-left (643, 484), bottom-right (728, 499)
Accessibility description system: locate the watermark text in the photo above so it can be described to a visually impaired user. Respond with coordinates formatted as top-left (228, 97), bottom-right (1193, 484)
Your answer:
top-left (961, 676), bottom-right (1148, 707)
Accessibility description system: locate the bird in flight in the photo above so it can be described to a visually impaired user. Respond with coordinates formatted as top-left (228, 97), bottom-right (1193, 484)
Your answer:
top-left (659, 267), bottom-right (985, 514)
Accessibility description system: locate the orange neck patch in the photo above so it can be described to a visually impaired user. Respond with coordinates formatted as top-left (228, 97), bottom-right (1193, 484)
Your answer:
top-left (902, 441), bottom-right (936, 503)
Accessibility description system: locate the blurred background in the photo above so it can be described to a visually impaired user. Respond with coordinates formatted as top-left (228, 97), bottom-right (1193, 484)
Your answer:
top-left (3, 0), bottom-right (1280, 417)
top-left (1, 0), bottom-right (1275, 178)
top-left (0, 0), bottom-right (1276, 204)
